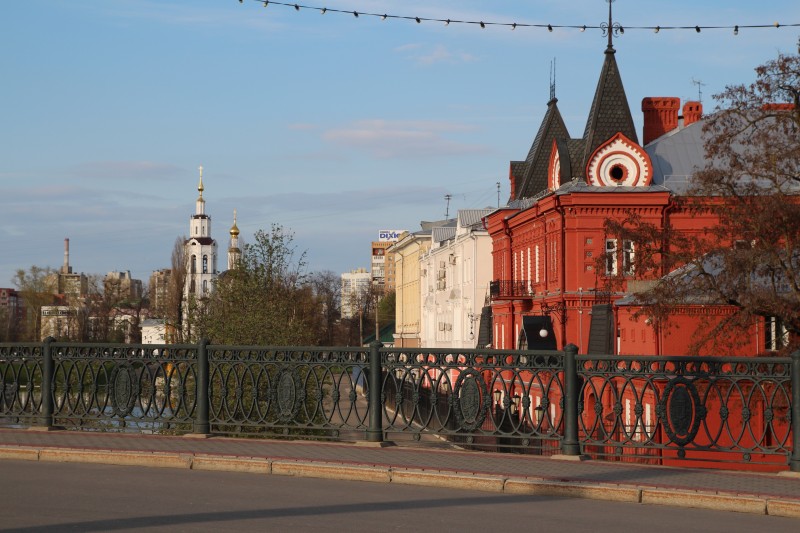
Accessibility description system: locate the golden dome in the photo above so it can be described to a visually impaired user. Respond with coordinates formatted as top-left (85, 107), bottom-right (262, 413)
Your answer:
top-left (230, 209), bottom-right (239, 236)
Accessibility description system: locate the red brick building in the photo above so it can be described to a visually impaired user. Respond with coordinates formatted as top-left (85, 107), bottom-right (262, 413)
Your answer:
top-left (484, 42), bottom-right (786, 357)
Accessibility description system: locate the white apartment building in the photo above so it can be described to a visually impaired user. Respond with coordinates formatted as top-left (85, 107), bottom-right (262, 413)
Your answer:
top-left (341, 268), bottom-right (372, 319)
top-left (419, 209), bottom-right (494, 349)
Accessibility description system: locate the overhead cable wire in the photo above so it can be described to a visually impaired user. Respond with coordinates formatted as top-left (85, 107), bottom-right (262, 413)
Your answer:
top-left (237, 0), bottom-right (799, 35)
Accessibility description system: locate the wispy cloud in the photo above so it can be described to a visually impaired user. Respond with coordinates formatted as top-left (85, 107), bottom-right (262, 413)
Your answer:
top-left (322, 119), bottom-right (490, 159)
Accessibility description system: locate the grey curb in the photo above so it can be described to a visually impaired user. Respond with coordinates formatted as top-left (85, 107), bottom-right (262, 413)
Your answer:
top-left (2, 445), bottom-right (799, 518)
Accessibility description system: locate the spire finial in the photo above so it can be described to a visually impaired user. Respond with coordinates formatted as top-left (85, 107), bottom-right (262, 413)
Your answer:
top-left (230, 209), bottom-right (240, 236)
top-left (601, 0), bottom-right (622, 52)
top-left (198, 165), bottom-right (204, 196)
top-left (549, 58), bottom-right (557, 101)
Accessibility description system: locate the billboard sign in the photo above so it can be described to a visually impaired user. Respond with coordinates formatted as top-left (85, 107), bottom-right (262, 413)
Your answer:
top-left (378, 230), bottom-right (405, 242)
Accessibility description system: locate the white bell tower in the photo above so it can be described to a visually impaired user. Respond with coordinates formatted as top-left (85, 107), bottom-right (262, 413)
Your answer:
top-left (184, 165), bottom-right (218, 302)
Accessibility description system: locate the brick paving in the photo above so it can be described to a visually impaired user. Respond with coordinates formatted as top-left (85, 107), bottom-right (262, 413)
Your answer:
top-left (1, 428), bottom-right (798, 502)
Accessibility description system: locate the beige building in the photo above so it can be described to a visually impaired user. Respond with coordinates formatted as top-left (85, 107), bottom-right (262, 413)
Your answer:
top-left (104, 271), bottom-right (143, 302)
top-left (51, 238), bottom-right (88, 301)
top-left (149, 269), bottom-right (172, 317)
top-left (388, 230), bottom-right (432, 348)
top-left (40, 306), bottom-right (75, 340)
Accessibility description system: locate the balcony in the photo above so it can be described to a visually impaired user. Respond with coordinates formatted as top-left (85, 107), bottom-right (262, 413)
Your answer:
top-left (489, 280), bottom-right (533, 299)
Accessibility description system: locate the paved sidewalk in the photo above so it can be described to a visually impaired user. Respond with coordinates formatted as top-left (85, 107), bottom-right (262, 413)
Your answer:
top-left (1, 428), bottom-right (798, 518)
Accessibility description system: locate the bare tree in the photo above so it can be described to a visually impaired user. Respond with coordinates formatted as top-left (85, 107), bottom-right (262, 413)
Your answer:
top-left (165, 236), bottom-right (188, 343)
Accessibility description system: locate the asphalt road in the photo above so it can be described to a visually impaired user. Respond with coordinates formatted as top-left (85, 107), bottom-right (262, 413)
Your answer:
top-left (0, 460), bottom-right (797, 532)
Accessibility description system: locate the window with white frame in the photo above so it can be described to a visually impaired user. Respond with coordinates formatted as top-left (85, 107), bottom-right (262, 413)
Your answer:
top-left (527, 247), bottom-right (532, 292)
top-left (622, 240), bottom-right (635, 275)
top-left (605, 239), bottom-right (618, 275)
top-left (765, 316), bottom-right (789, 351)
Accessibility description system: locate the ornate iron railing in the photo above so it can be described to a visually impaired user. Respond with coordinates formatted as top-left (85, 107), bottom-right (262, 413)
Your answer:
top-left (205, 344), bottom-right (369, 439)
top-left (1, 339), bottom-right (798, 471)
top-left (577, 355), bottom-right (795, 467)
top-left (381, 348), bottom-right (563, 453)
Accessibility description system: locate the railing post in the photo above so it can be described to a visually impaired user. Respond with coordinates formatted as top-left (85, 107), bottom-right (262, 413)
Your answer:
top-left (561, 343), bottom-right (581, 456)
top-left (367, 341), bottom-right (383, 443)
top-left (194, 338), bottom-right (210, 435)
top-left (39, 337), bottom-right (55, 428)
top-left (790, 350), bottom-right (800, 473)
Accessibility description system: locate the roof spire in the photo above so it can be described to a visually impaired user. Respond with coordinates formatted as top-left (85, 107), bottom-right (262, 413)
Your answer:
top-left (197, 165), bottom-right (204, 197)
top-left (549, 58), bottom-right (556, 102)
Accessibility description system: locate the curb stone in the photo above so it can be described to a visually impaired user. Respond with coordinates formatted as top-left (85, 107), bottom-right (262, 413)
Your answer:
top-left (1, 444), bottom-right (798, 517)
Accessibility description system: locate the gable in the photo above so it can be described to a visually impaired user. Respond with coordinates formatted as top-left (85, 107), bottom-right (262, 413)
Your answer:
top-left (585, 132), bottom-right (653, 187)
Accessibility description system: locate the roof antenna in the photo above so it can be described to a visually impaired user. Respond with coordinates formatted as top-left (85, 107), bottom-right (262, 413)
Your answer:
top-left (444, 194), bottom-right (452, 219)
top-left (691, 78), bottom-right (706, 102)
top-left (496, 182), bottom-right (501, 207)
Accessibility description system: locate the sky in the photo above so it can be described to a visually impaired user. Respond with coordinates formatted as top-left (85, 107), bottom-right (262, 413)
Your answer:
top-left (1, 0), bottom-right (799, 288)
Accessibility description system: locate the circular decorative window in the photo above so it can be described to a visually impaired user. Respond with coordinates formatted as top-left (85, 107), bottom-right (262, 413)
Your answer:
top-left (609, 163), bottom-right (628, 182)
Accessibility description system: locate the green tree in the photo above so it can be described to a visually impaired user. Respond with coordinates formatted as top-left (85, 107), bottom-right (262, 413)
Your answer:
top-left (196, 224), bottom-right (318, 345)
top-left (12, 265), bottom-right (57, 341)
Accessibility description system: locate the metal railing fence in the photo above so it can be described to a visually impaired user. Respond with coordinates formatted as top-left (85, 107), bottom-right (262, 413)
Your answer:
top-left (1, 339), bottom-right (798, 471)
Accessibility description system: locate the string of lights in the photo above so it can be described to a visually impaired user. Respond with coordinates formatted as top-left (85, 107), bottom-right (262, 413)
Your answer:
top-left (236, 0), bottom-right (799, 35)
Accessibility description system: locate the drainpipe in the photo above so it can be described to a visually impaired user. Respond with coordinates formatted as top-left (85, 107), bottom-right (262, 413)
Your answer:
top-left (555, 203), bottom-right (567, 348)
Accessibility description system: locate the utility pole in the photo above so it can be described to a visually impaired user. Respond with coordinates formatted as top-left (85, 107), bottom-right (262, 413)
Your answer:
top-left (496, 182), bottom-right (501, 207)
top-left (444, 194), bottom-right (452, 219)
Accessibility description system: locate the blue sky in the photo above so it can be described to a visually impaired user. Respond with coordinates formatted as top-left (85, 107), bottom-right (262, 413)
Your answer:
top-left (1, 1), bottom-right (798, 288)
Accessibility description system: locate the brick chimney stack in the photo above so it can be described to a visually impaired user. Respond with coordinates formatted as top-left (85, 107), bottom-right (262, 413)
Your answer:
top-left (683, 101), bottom-right (703, 127)
top-left (641, 97), bottom-right (680, 146)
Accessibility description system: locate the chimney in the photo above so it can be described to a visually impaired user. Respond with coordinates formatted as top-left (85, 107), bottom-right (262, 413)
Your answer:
top-left (683, 101), bottom-right (703, 127)
top-left (62, 238), bottom-right (72, 274)
top-left (641, 97), bottom-right (680, 146)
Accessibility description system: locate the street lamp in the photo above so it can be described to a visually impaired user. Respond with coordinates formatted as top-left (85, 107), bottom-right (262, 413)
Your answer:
top-left (510, 394), bottom-right (520, 416)
top-left (534, 405), bottom-right (544, 426)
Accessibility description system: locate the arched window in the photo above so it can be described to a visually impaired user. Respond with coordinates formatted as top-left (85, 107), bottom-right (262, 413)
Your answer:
top-left (190, 280), bottom-right (196, 293)
top-left (202, 255), bottom-right (208, 274)
top-left (202, 280), bottom-right (208, 294)
top-left (191, 255), bottom-right (197, 274)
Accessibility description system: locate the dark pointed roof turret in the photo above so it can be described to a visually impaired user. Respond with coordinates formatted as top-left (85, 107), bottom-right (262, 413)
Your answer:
top-left (581, 46), bottom-right (638, 171)
top-left (515, 97), bottom-right (570, 199)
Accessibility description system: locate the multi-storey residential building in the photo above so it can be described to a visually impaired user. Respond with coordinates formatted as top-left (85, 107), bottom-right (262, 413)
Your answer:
top-left (370, 230), bottom-right (405, 293)
top-left (104, 271), bottom-right (143, 303)
top-left (0, 288), bottom-right (22, 340)
top-left (419, 210), bottom-right (494, 349)
top-left (149, 269), bottom-right (172, 317)
top-left (341, 268), bottom-right (371, 319)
